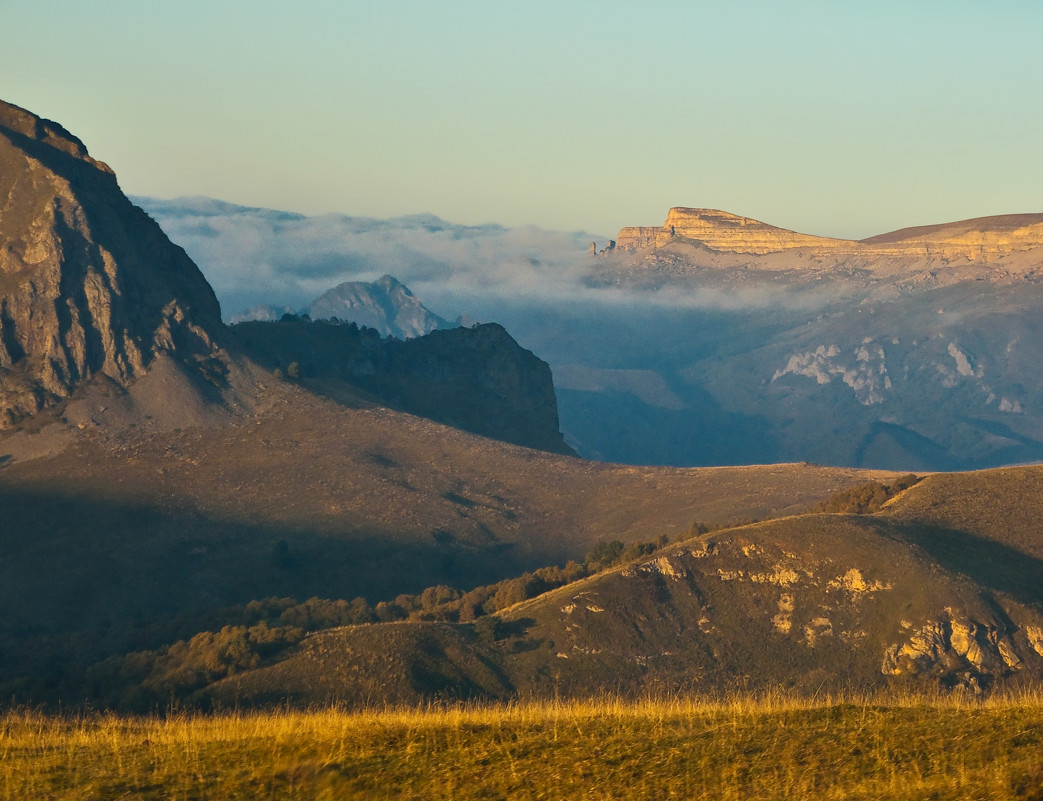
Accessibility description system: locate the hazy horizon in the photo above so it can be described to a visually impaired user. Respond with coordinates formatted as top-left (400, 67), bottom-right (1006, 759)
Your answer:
top-left (6, 2), bottom-right (1043, 241)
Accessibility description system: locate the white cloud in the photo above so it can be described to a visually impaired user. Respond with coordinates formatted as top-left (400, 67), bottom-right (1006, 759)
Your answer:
top-left (137, 195), bottom-right (830, 322)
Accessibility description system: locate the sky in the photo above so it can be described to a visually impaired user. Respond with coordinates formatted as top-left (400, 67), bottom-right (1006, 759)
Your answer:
top-left (5, 1), bottom-right (1043, 240)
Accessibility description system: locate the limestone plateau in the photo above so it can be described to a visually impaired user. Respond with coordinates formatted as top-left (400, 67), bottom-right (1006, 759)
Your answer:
top-left (0, 99), bottom-right (226, 426)
top-left (613, 206), bottom-right (1043, 272)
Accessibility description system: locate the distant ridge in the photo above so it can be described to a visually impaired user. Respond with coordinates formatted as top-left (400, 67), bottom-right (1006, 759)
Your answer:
top-left (613, 207), bottom-right (1043, 265)
top-left (860, 213), bottom-right (1043, 245)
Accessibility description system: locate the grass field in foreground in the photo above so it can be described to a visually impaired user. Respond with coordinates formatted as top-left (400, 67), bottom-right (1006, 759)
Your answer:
top-left (4, 694), bottom-right (1043, 800)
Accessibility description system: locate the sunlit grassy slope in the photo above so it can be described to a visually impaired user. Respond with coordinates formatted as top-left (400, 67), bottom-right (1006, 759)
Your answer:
top-left (206, 466), bottom-right (1043, 707)
top-left (5, 695), bottom-right (1043, 800)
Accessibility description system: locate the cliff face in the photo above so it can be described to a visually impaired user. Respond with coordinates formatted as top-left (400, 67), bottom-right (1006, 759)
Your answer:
top-left (0, 99), bottom-right (225, 425)
top-left (618, 208), bottom-right (854, 255)
top-left (376, 322), bottom-right (572, 455)
top-left (615, 207), bottom-right (1043, 265)
top-left (232, 318), bottom-right (576, 456)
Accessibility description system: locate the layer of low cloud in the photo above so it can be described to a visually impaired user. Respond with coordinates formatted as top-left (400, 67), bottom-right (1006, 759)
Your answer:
top-left (136, 195), bottom-right (823, 323)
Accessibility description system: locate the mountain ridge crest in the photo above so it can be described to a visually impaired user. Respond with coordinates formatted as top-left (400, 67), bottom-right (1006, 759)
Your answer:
top-left (615, 206), bottom-right (1043, 262)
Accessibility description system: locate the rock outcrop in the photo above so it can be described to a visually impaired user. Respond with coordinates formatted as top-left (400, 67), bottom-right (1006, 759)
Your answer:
top-left (0, 99), bottom-right (226, 426)
top-left (614, 206), bottom-right (1043, 266)
top-left (617, 208), bottom-right (855, 255)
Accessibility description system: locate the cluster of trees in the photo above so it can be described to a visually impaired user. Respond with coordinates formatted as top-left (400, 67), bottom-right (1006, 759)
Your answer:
top-left (812, 474), bottom-right (921, 515)
top-left (85, 621), bottom-right (304, 709)
top-left (377, 535), bottom-right (673, 623)
top-left (83, 596), bottom-right (385, 709)
top-left (374, 561), bottom-right (588, 624)
top-left (84, 535), bottom-right (676, 709)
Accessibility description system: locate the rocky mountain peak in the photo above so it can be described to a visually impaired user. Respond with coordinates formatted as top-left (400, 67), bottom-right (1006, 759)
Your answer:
top-left (0, 98), bottom-right (227, 426)
top-left (304, 274), bottom-right (451, 339)
top-left (0, 99), bottom-right (112, 172)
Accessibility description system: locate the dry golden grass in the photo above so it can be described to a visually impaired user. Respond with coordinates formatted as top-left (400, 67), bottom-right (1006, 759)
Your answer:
top-left (5, 692), bottom-right (1043, 800)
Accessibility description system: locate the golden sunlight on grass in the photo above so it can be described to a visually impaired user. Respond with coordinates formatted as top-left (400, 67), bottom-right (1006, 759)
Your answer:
top-left (4, 692), bottom-right (1043, 800)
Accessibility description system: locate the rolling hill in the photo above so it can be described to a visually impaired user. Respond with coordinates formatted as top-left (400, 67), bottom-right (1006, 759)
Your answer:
top-left (206, 465), bottom-right (1043, 706)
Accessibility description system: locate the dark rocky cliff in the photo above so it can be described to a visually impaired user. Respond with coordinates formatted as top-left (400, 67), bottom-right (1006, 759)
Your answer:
top-left (0, 99), bottom-right (226, 426)
top-left (233, 318), bottom-right (575, 455)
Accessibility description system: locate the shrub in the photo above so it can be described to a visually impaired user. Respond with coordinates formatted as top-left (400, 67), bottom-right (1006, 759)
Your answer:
top-left (813, 474), bottom-right (921, 514)
top-left (586, 540), bottom-right (625, 569)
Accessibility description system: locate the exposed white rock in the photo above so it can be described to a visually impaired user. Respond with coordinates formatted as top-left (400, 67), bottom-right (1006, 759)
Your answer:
top-left (624, 556), bottom-right (687, 580)
top-left (772, 341), bottom-right (890, 405)
top-left (804, 617), bottom-right (833, 647)
top-left (773, 593), bottom-right (795, 634)
top-left (687, 543), bottom-right (716, 558)
top-left (947, 342), bottom-right (981, 378)
top-left (716, 566), bottom-right (799, 586)
top-left (999, 640), bottom-right (1023, 670)
top-left (999, 397), bottom-right (1024, 413)
top-left (741, 543), bottom-right (763, 557)
top-left (948, 617), bottom-right (987, 669)
top-left (827, 568), bottom-right (892, 596)
top-left (772, 345), bottom-right (840, 385)
top-left (883, 613), bottom-right (1020, 678)
top-left (1025, 626), bottom-right (1043, 657)
top-left (882, 620), bottom-right (949, 676)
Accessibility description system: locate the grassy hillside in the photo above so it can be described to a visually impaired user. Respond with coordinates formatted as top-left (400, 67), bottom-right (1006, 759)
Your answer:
top-left (0, 382), bottom-right (892, 704)
top-left (5, 695), bottom-right (1043, 800)
top-left (203, 466), bottom-right (1043, 706)
top-left (882, 464), bottom-right (1043, 558)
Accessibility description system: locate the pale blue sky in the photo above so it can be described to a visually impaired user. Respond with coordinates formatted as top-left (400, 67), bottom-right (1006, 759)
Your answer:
top-left (5, 1), bottom-right (1042, 239)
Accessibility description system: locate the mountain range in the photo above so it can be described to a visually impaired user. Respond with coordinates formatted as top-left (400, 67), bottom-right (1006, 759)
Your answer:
top-left (4, 97), bottom-right (1043, 709)
top-left (565, 207), bottom-right (1043, 469)
top-left (614, 206), bottom-right (1043, 270)
top-left (140, 198), bottom-right (1043, 471)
